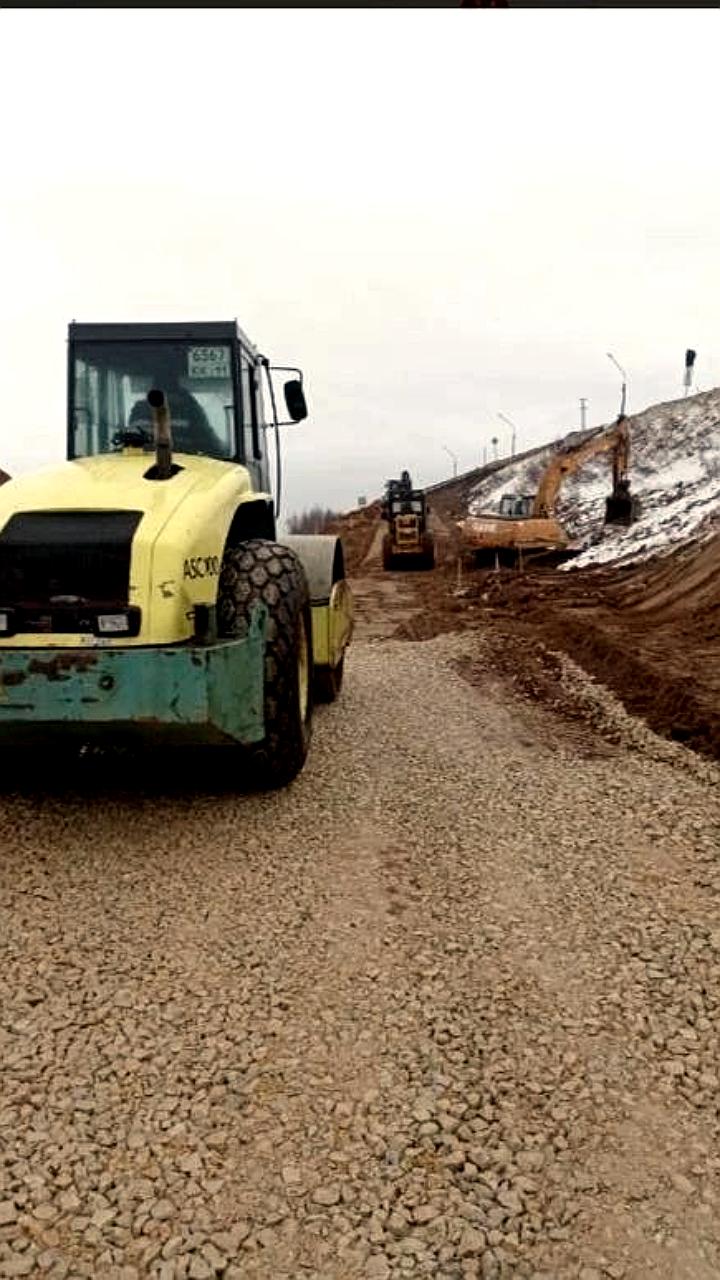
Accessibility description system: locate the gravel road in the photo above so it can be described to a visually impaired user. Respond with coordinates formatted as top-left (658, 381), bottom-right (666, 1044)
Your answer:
top-left (1, 595), bottom-right (719, 1280)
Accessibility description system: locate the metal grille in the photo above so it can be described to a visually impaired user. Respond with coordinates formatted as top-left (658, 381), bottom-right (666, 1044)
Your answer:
top-left (0, 511), bottom-right (142, 606)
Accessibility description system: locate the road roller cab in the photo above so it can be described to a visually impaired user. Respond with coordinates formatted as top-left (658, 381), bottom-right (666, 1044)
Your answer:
top-left (0, 321), bottom-right (353, 787)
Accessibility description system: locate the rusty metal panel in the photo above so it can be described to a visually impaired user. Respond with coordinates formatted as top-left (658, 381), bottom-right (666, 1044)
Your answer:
top-left (0, 606), bottom-right (266, 747)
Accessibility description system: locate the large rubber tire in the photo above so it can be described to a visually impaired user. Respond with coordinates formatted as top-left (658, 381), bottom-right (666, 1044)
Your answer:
top-left (217, 540), bottom-right (313, 788)
top-left (382, 533), bottom-right (394, 571)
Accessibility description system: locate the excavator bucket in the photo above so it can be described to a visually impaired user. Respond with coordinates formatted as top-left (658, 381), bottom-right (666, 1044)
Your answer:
top-left (605, 483), bottom-right (641, 527)
top-left (604, 495), bottom-right (633, 525)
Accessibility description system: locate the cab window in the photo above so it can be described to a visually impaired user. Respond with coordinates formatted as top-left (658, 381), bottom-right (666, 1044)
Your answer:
top-left (239, 354), bottom-right (261, 460)
top-left (71, 341), bottom-right (236, 461)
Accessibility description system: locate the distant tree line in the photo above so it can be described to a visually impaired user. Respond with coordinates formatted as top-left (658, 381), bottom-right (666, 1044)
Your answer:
top-left (286, 506), bottom-right (341, 534)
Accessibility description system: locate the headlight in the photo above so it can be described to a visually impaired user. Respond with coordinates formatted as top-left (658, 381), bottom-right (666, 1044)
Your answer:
top-left (96, 613), bottom-right (131, 635)
top-left (0, 610), bottom-right (13, 634)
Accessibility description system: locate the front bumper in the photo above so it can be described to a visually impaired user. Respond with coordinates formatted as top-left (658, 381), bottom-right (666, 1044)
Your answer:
top-left (0, 608), bottom-right (266, 747)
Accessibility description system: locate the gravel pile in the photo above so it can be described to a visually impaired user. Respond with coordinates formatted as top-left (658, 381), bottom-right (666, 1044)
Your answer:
top-left (0, 632), bottom-right (718, 1279)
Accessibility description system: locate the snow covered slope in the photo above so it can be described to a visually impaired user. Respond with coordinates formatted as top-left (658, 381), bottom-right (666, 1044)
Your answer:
top-left (467, 388), bottom-right (720, 569)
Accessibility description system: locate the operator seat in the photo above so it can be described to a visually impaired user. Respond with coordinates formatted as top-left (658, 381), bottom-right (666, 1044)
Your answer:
top-left (128, 387), bottom-right (219, 458)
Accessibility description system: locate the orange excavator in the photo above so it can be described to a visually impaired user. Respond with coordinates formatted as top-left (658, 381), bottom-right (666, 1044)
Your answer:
top-left (458, 414), bottom-right (640, 562)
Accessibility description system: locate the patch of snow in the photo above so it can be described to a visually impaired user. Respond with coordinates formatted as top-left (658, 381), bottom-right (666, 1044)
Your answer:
top-left (569, 475), bottom-right (718, 569)
top-left (644, 456), bottom-right (706, 490)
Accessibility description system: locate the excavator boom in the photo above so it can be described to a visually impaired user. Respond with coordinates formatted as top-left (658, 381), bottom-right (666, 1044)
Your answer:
top-left (532, 417), bottom-right (630, 518)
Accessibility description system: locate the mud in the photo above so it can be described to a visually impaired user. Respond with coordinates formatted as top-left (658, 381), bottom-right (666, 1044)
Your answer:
top-left (476, 535), bottom-right (720, 763)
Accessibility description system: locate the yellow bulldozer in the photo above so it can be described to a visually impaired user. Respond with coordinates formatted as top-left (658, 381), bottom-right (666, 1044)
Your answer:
top-left (458, 414), bottom-right (640, 563)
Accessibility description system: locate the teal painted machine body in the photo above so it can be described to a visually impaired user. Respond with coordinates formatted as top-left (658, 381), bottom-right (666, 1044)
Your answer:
top-left (0, 607), bottom-right (267, 747)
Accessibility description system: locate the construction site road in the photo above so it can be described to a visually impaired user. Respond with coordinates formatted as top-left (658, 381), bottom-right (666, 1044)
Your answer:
top-left (1, 570), bottom-right (719, 1280)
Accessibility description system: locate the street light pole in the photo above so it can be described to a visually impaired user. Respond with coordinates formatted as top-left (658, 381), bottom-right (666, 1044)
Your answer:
top-left (606, 352), bottom-right (627, 417)
top-left (442, 445), bottom-right (458, 478)
top-left (498, 412), bottom-right (519, 457)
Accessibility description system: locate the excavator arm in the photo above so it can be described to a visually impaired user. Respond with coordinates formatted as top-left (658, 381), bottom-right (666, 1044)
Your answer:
top-left (612, 420), bottom-right (630, 490)
top-left (532, 416), bottom-right (629, 518)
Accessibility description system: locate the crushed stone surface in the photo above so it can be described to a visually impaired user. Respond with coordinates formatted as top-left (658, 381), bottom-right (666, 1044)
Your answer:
top-left (1, 627), bottom-right (719, 1280)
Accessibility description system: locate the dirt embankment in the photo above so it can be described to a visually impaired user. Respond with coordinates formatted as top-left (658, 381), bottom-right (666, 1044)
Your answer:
top-left (470, 531), bottom-right (720, 763)
top-left (325, 501), bottom-right (383, 575)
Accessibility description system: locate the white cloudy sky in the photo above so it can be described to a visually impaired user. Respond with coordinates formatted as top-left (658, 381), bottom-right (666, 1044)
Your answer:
top-left (1, 8), bottom-right (718, 520)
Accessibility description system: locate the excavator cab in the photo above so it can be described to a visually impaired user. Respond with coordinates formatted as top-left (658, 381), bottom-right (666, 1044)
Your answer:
top-left (498, 494), bottom-right (534, 518)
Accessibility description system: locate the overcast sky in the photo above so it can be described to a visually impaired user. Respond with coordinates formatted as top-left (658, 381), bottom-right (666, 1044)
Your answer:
top-left (1, 8), bottom-right (718, 520)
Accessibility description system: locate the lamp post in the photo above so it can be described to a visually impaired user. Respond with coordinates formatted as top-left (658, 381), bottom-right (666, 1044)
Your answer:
top-left (498, 412), bottom-right (519, 457)
top-left (606, 352), bottom-right (627, 417)
top-left (442, 445), bottom-right (458, 478)
top-left (684, 348), bottom-right (696, 397)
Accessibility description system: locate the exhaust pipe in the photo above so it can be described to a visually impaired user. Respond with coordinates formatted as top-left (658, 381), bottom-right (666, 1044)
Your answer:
top-left (147, 388), bottom-right (173, 480)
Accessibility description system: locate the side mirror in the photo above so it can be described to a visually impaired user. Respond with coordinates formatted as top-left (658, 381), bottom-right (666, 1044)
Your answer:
top-left (284, 379), bottom-right (308, 423)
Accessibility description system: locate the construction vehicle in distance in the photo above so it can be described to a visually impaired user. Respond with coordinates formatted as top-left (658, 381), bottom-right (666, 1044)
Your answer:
top-left (0, 321), bottom-right (353, 788)
top-left (458, 413), bottom-right (641, 564)
top-left (381, 470), bottom-right (435, 570)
